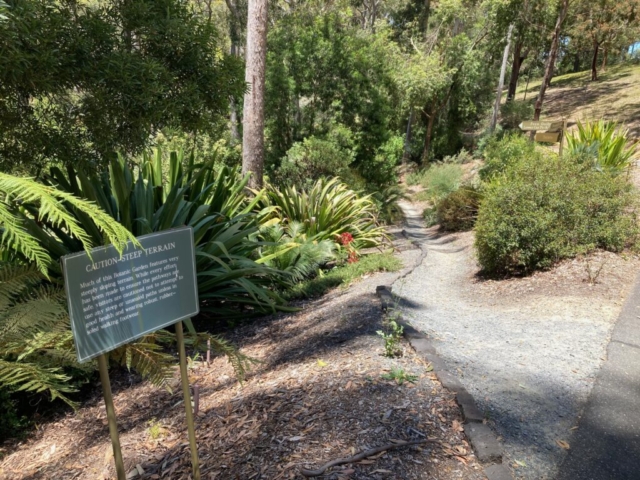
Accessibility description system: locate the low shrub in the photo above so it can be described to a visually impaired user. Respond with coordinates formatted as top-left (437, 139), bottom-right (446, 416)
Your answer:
top-left (370, 185), bottom-right (407, 224)
top-left (441, 148), bottom-right (474, 165)
top-left (437, 185), bottom-right (482, 231)
top-left (423, 206), bottom-right (438, 227)
top-left (413, 163), bottom-right (463, 204)
top-left (259, 222), bottom-right (336, 283)
top-left (479, 132), bottom-right (538, 181)
top-left (475, 154), bottom-right (639, 274)
top-left (500, 100), bottom-right (533, 130)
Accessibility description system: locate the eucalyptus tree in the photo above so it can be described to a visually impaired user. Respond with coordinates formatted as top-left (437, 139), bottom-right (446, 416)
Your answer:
top-left (569, 0), bottom-right (640, 81)
top-left (242, 0), bottom-right (268, 189)
top-left (533, 0), bottom-right (571, 121)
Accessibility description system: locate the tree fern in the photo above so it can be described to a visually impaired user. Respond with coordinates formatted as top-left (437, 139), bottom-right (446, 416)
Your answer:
top-left (0, 172), bottom-right (138, 274)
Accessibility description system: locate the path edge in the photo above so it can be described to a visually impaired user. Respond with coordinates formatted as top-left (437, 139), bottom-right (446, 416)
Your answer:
top-left (375, 204), bottom-right (513, 480)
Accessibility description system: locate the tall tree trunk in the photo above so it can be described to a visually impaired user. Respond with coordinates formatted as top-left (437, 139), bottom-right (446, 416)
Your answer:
top-left (507, 41), bottom-right (527, 101)
top-left (229, 44), bottom-right (240, 145)
top-left (572, 51), bottom-right (581, 72)
top-left (403, 108), bottom-right (415, 164)
top-left (421, 0), bottom-right (431, 36)
top-left (491, 24), bottom-right (514, 132)
top-left (523, 69), bottom-right (531, 101)
top-left (591, 39), bottom-right (599, 81)
top-left (422, 112), bottom-right (436, 165)
top-left (533, 0), bottom-right (570, 122)
top-left (242, 0), bottom-right (268, 189)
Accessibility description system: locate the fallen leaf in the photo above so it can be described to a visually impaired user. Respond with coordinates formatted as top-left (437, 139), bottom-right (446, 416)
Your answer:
top-left (316, 360), bottom-right (327, 367)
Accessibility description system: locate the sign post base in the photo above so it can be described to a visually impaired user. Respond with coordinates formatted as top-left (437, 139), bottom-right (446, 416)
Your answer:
top-left (97, 354), bottom-right (126, 480)
top-left (176, 320), bottom-right (201, 480)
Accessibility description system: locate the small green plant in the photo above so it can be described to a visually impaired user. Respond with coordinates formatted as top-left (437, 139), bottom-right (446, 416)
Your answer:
top-left (381, 367), bottom-right (417, 385)
top-left (566, 120), bottom-right (636, 174)
top-left (441, 148), bottom-right (474, 165)
top-left (377, 318), bottom-right (404, 357)
top-left (414, 163), bottom-right (463, 204)
top-left (147, 418), bottom-right (165, 440)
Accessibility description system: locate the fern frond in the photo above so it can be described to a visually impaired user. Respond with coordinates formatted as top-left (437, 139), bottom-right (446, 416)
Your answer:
top-left (0, 263), bottom-right (43, 314)
top-left (0, 201), bottom-right (51, 275)
top-left (0, 173), bottom-right (139, 259)
top-left (110, 336), bottom-right (176, 388)
top-left (0, 284), bottom-right (67, 341)
top-left (193, 333), bottom-right (260, 383)
top-left (0, 358), bottom-right (77, 407)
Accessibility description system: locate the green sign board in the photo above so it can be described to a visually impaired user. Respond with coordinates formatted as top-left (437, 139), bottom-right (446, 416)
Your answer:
top-left (62, 226), bottom-right (199, 363)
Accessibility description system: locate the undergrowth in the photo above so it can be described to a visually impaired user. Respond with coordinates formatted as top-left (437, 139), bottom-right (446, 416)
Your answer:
top-left (284, 253), bottom-right (403, 300)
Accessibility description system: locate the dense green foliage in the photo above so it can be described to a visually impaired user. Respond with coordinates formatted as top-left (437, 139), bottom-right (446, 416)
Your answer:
top-left (479, 133), bottom-right (539, 181)
top-left (262, 178), bottom-right (387, 250)
top-left (0, 0), bottom-right (243, 173)
top-left (0, 168), bottom-right (255, 418)
top-left (46, 150), bottom-right (288, 318)
top-left (475, 154), bottom-right (638, 274)
top-left (265, 11), bottom-right (400, 186)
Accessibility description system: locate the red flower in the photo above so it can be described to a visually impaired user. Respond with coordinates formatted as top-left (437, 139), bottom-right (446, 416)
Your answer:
top-left (338, 232), bottom-right (354, 246)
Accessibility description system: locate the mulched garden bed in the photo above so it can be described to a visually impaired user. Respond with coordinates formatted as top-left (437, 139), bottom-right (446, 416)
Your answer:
top-left (0, 247), bottom-right (485, 480)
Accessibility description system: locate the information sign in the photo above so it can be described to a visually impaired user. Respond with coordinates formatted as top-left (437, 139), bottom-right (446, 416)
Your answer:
top-left (534, 132), bottom-right (561, 143)
top-left (519, 120), bottom-right (563, 132)
top-left (62, 226), bottom-right (199, 363)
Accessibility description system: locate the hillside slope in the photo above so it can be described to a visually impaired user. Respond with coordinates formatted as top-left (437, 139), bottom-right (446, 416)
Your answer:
top-left (515, 64), bottom-right (640, 138)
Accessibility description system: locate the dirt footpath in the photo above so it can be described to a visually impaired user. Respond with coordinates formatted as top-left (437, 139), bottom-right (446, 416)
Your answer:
top-left (394, 203), bottom-right (640, 480)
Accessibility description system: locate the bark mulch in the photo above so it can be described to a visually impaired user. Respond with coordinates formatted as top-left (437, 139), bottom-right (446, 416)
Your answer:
top-left (0, 245), bottom-right (486, 480)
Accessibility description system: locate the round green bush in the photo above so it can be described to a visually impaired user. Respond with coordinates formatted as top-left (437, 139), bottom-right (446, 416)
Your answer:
top-left (479, 132), bottom-right (539, 181)
top-left (475, 154), bottom-right (638, 274)
top-left (437, 186), bottom-right (482, 231)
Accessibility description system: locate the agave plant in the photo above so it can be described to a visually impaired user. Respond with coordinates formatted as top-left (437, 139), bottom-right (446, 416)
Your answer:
top-left (44, 149), bottom-right (288, 318)
top-left (566, 120), bottom-right (636, 174)
top-left (261, 178), bottom-right (389, 250)
top-left (0, 171), bottom-right (254, 405)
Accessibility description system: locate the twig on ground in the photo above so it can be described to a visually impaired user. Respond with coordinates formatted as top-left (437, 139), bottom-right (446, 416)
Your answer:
top-left (300, 439), bottom-right (440, 477)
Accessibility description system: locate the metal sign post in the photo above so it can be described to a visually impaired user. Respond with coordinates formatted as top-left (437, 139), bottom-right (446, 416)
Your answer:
top-left (62, 226), bottom-right (201, 480)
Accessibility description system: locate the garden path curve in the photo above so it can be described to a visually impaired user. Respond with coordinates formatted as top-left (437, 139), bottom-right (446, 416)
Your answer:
top-left (393, 200), bottom-right (632, 480)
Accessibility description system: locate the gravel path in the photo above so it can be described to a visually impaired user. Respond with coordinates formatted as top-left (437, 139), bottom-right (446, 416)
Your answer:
top-left (393, 201), bottom-right (627, 479)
